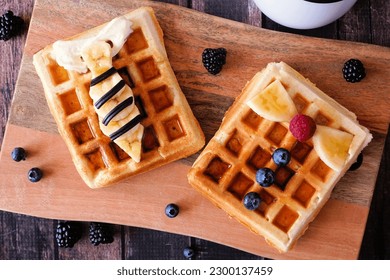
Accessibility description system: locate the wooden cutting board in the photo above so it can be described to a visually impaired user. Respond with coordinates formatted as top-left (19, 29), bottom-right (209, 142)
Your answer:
top-left (0, 0), bottom-right (389, 259)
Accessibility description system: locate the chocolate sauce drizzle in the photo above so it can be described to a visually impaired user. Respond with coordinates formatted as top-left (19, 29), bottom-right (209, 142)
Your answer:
top-left (102, 96), bottom-right (134, 126)
top-left (90, 67), bottom-right (117, 87)
top-left (109, 114), bottom-right (142, 141)
top-left (91, 67), bottom-right (142, 142)
top-left (94, 80), bottom-right (126, 109)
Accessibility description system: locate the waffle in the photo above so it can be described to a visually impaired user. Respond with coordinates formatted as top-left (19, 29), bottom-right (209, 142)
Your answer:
top-left (187, 62), bottom-right (372, 252)
top-left (33, 7), bottom-right (205, 189)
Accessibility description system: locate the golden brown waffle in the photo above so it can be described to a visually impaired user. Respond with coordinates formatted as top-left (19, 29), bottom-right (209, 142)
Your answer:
top-left (33, 7), bottom-right (205, 189)
top-left (187, 62), bottom-right (372, 252)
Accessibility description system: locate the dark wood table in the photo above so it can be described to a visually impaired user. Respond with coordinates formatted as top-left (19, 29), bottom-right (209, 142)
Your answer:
top-left (0, 0), bottom-right (389, 260)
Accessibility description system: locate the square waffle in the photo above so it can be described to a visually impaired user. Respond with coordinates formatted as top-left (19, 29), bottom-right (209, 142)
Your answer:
top-left (187, 62), bottom-right (372, 252)
top-left (33, 7), bottom-right (205, 188)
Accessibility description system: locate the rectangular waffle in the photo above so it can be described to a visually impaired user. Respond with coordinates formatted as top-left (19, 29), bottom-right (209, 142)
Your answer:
top-left (33, 7), bottom-right (205, 188)
top-left (187, 62), bottom-right (372, 252)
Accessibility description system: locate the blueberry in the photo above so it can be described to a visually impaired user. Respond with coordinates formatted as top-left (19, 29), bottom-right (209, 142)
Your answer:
top-left (243, 192), bottom-right (261, 210)
top-left (183, 246), bottom-right (195, 259)
top-left (349, 153), bottom-right (363, 171)
top-left (11, 147), bottom-right (26, 162)
top-left (165, 203), bottom-right (179, 218)
top-left (256, 168), bottom-right (275, 187)
top-left (28, 167), bottom-right (43, 183)
top-left (272, 148), bottom-right (291, 167)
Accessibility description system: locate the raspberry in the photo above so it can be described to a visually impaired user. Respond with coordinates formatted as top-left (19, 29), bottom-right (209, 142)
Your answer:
top-left (289, 114), bottom-right (316, 142)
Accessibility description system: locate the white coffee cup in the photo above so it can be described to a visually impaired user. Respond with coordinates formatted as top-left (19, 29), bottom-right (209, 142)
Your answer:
top-left (253, 0), bottom-right (357, 29)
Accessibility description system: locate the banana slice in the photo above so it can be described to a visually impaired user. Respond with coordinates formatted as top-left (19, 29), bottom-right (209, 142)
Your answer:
top-left (116, 126), bottom-right (144, 162)
top-left (81, 41), bottom-right (143, 162)
top-left (312, 125), bottom-right (354, 171)
top-left (247, 79), bottom-right (297, 122)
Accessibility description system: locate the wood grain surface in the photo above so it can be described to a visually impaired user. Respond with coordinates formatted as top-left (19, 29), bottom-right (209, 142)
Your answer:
top-left (0, 0), bottom-right (389, 260)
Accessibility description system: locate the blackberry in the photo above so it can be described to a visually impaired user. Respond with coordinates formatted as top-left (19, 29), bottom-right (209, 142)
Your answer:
top-left (349, 152), bottom-right (363, 171)
top-left (89, 222), bottom-right (114, 246)
top-left (342, 59), bottom-right (366, 83)
top-left (0, 10), bottom-right (24, 41)
top-left (202, 48), bottom-right (227, 75)
top-left (55, 221), bottom-right (82, 248)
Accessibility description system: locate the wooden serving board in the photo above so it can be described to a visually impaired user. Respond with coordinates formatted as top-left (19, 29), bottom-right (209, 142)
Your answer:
top-left (0, 0), bottom-right (389, 259)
